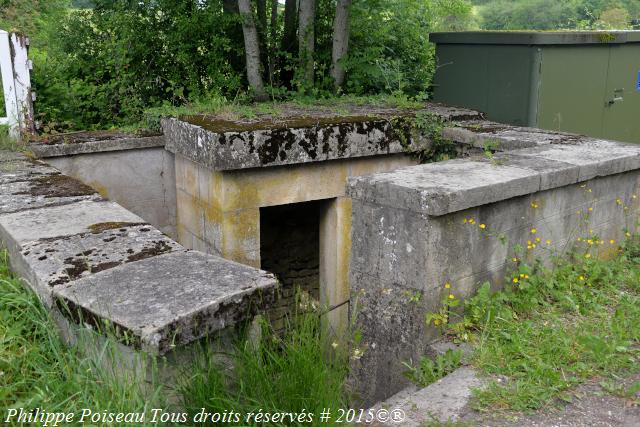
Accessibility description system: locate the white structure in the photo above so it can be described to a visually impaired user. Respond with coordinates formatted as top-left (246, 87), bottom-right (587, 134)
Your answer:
top-left (0, 30), bottom-right (35, 138)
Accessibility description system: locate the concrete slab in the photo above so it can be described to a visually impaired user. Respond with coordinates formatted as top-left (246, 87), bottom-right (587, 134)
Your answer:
top-left (510, 139), bottom-right (640, 181)
top-left (30, 135), bottom-right (165, 158)
top-left (443, 121), bottom-right (582, 151)
top-left (162, 104), bottom-right (482, 171)
top-left (486, 152), bottom-right (581, 191)
top-left (348, 158), bottom-right (541, 216)
top-left (373, 367), bottom-right (486, 426)
top-left (20, 224), bottom-right (181, 289)
top-left (0, 175), bottom-right (102, 214)
top-left (0, 200), bottom-right (145, 245)
top-left (0, 158), bottom-right (59, 183)
top-left (53, 250), bottom-right (278, 354)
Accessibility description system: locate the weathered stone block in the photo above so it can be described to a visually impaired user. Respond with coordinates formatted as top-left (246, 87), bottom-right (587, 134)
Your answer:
top-left (53, 250), bottom-right (277, 354)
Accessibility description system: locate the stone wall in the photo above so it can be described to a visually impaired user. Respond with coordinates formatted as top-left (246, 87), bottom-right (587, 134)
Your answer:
top-left (260, 201), bottom-right (323, 325)
top-left (45, 148), bottom-right (177, 239)
top-left (347, 138), bottom-right (640, 406)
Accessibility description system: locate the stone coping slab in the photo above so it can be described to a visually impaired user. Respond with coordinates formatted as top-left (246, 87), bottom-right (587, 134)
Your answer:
top-left (0, 152), bottom-right (278, 354)
top-left (54, 251), bottom-right (277, 354)
top-left (21, 224), bottom-right (181, 289)
top-left (161, 104), bottom-right (482, 171)
top-left (0, 199), bottom-right (145, 244)
top-left (442, 120), bottom-right (583, 151)
top-left (29, 135), bottom-right (165, 158)
top-left (347, 138), bottom-right (640, 216)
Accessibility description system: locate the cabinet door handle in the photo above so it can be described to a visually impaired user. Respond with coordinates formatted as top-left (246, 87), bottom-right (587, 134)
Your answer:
top-left (608, 89), bottom-right (624, 105)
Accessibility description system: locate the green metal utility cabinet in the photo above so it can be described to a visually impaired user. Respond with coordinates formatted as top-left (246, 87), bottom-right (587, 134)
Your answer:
top-left (430, 31), bottom-right (640, 143)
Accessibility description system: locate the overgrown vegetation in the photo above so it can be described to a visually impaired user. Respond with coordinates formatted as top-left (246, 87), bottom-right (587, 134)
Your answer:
top-left (466, 238), bottom-right (640, 412)
top-left (0, 250), bottom-right (349, 425)
top-left (181, 315), bottom-right (349, 425)
top-left (0, 0), bottom-right (475, 132)
top-left (426, 229), bottom-right (640, 413)
top-left (404, 349), bottom-right (463, 388)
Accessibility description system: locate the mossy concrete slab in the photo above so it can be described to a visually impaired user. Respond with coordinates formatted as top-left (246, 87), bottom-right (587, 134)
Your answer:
top-left (20, 224), bottom-right (180, 293)
top-left (53, 250), bottom-right (277, 354)
top-left (0, 174), bottom-right (102, 214)
top-left (0, 200), bottom-right (145, 245)
top-left (161, 104), bottom-right (482, 171)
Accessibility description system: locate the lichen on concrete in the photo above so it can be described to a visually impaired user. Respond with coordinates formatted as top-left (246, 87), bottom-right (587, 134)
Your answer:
top-left (162, 103), bottom-right (483, 171)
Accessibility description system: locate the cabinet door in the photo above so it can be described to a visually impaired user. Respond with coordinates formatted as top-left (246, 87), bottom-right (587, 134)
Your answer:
top-left (538, 46), bottom-right (609, 138)
top-left (602, 44), bottom-right (640, 143)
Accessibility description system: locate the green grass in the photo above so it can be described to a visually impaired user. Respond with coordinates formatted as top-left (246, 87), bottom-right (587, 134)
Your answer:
top-left (141, 92), bottom-right (425, 131)
top-left (462, 238), bottom-right (640, 413)
top-left (0, 252), bottom-right (167, 425)
top-left (0, 250), bottom-right (348, 425)
top-left (180, 315), bottom-right (349, 426)
top-left (403, 349), bottom-right (463, 388)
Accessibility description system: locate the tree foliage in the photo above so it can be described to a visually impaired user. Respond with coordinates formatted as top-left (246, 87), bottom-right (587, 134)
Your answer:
top-left (1, 0), bottom-right (475, 130)
top-left (476, 0), bottom-right (638, 30)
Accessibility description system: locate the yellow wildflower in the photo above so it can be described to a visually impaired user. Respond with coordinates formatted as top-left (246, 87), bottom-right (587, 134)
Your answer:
top-left (546, 240), bottom-right (552, 245)
top-left (610, 239), bottom-right (615, 245)
top-left (584, 253), bottom-right (591, 259)
top-left (579, 276), bottom-right (585, 281)
top-left (479, 223), bottom-right (486, 229)
top-left (444, 282), bottom-right (451, 289)
top-left (535, 237), bottom-right (541, 243)
top-left (512, 277), bottom-right (519, 283)
top-left (616, 198), bottom-right (623, 205)
top-left (588, 207), bottom-right (593, 212)
top-left (626, 232), bottom-right (631, 237)
top-left (512, 257), bottom-right (518, 262)
top-left (448, 294), bottom-right (455, 300)
top-left (530, 228), bottom-right (537, 234)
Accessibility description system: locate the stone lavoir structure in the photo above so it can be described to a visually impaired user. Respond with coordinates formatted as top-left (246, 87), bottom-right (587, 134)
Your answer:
top-left (5, 102), bottom-right (640, 408)
top-left (160, 104), bottom-right (480, 331)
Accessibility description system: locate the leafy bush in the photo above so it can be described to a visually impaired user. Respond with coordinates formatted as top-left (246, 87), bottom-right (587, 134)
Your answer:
top-left (345, 0), bottom-right (475, 96)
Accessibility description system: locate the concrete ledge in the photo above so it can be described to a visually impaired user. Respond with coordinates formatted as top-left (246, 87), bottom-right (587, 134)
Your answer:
top-left (54, 250), bottom-right (276, 354)
top-left (348, 138), bottom-right (640, 216)
top-left (371, 366), bottom-right (486, 425)
top-left (161, 104), bottom-right (482, 171)
top-left (442, 120), bottom-right (583, 151)
top-left (29, 135), bottom-right (165, 158)
top-left (0, 152), bottom-right (277, 355)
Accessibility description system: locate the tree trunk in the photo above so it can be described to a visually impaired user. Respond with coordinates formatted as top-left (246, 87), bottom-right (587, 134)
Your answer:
top-left (223, 0), bottom-right (244, 75)
top-left (281, 0), bottom-right (298, 88)
top-left (268, 0), bottom-right (278, 80)
top-left (330, 0), bottom-right (351, 92)
top-left (256, 0), bottom-right (269, 81)
top-left (238, 0), bottom-right (268, 101)
top-left (298, 0), bottom-right (316, 87)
